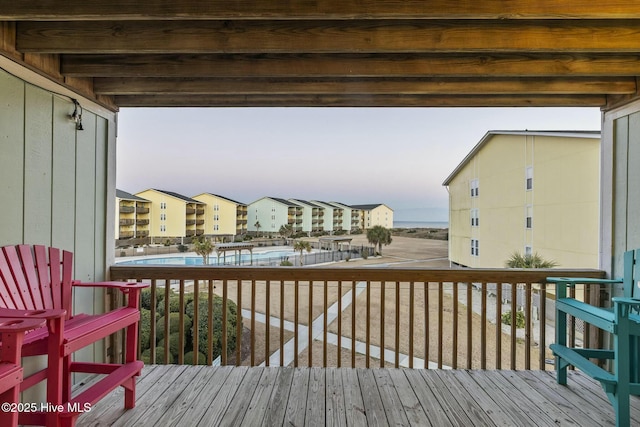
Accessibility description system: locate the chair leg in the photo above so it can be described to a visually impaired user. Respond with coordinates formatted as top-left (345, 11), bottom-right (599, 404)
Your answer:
top-left (62, 355), bottom-right (72, 403)
top-left (610, 390), bottom-right (630, 427)
top-left (124, 322), bottom-right (139, 409)
top-left (555, 309), bottom-right (568, 385)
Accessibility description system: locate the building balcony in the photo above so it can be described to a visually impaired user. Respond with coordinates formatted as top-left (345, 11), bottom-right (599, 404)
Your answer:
top-left (119, 206), bottom-right (135, 213)
top-left (136, 207), bottom-right (149, 214)
top-left (196, 220), bottom-right (205, 225)
top-left (118, 231), bottom-right (134, 238)
top-left (119, 219), bottom-right (135, 226)
top-left (186, 220), bottom-right (196, 225)
top-left (136, 219), bottom-right (149, 226)
top-left (78, 364), bottom-right (635, 426)
top-left (186, 208), bottom-right (196, 215)
top-left (137, 230), bottom-right (149, 238)
top-left (196, 209), bottom-right (205, 215)
top-left (101, 265), bottom-right (620, 425)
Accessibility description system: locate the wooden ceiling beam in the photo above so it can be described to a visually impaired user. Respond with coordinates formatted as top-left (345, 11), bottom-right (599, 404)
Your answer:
top-left (4, 1), bottom-right (640, 20)
top-left (93, 77), bottom-right (637, 96)
top-left (112, 94), bottom-right (606, 108)
top-left (62, 53), bottom-right (640, 78)
top-left (17, 20), bottom-right (640, 54)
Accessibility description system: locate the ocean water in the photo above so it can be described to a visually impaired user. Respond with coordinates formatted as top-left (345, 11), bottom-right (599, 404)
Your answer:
top-left (393, 220), bottom-right (448, 229)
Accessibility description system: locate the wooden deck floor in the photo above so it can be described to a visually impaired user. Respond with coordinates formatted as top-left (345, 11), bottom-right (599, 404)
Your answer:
top-left (77, 365), bottom-right (640, 426)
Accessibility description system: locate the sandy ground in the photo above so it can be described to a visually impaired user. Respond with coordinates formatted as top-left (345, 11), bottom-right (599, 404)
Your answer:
top-left (207, 235), bottom-right (548, 370)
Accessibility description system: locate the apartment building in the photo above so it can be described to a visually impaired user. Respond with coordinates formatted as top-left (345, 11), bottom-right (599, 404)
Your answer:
top-left (248, 197), bottom-right (303, 235)
top-left (311, 201), bottom-right (344, 234)
top-left (135, 189), bottom-right (206, 241)
top-left (329, 202), bottom-right (361, 233)
top-left (115, 190), bottom-right (151, 241)
top-left (289, 199), bottom-right (325, 234)
top-left (192, 193), bottom-right (248, 239)
top-left (351, 204), bottom-right (394, 230)
top-left (443, 130), bottom-right (600, 268)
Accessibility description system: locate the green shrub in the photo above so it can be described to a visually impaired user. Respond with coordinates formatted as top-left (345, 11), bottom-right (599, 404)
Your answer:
top-left (156, 312), bottom-right (191, 341)
top-left (184, 351), bottom-right (207, 365)
top-left (139, 291), bottom-right (237, 364)
top-left (141, 287), bottom-right (167, 311)
top-left (158, 332), bottom-right (183, 362)
top-left (195, 296), bottom-right (237, 360)
top-left (280, 259), bottom-right (293, 266)
top-left (501, 310), bottom-right (526, 328)
top-left (177, 244), bottom-right (188, 252)
top-left (142, 346), bottom-right (166, 364)
top-left (139, 308), bottom-right (152, 352)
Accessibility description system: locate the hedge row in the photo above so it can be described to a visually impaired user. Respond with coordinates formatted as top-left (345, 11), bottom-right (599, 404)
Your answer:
top-left (139, 287), bottom-right (238, 364)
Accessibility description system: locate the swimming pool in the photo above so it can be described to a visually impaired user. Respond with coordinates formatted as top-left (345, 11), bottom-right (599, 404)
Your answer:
top-left (117, 250), bottom-right (303, 266)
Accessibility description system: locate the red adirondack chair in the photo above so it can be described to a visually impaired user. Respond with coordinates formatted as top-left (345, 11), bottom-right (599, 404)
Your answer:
top-left (0, 244), bottom-right (148, 427)
top-left (0, 316), bottom-right (48, 427)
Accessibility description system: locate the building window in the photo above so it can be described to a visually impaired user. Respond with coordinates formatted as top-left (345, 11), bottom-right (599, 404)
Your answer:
top-left (214, 214), bottom-right (219, 221)
top-left (160, 202), bottom-right (166, 209)
top-left (160, 213), bottom-right (166, 221)
top-left (525, 245), bottom-right (532, 256)
top-left (160, 225), bottom-right (166, 232)
top-left (526, 205), bottom-right (533, 229)
top-left (471, 209), bottom-right (479, 227)
top-left (470, 179), bottom-right (479, 197)
top-left (526, 166), bottom-right (533, 190)
top-left (471, 239), bottom-right (479, 256)
top-left (214, 204), bottom-right (219, 211)
top-left (214, 225), bottom-right (219, 231)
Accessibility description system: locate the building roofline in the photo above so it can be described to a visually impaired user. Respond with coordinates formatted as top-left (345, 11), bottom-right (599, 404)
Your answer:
top-left (441, 129), bottom-right (601, 186)
top-left (141, 188), bottom-right (203, 204)
top-left (116, 189), bottom-right (150, 202)
top-left (193, 192), bottom-right (246, 206)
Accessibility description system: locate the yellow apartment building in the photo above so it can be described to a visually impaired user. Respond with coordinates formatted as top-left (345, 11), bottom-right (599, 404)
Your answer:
top-left (352, 204), bottom-right (394, 230)
top-left (115, 190), bottom-right (151, 242)
top-left (135, 189), bottom-right (206, 242)
top-left (443, 130), bottom-right (600, 269)
top-left (192, 193), bottom-right (248, 240)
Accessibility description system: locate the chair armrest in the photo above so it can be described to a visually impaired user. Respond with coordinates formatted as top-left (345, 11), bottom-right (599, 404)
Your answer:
top-left (73, 280), bottom-right (149, 291)
top-left (0, 317), bottom-right (46, 332)
top-left (547, 277), bottom-right (623, 286)
top-left (0, 307), bottom-right (66, 320)
top-left (612, 297), bottom-right (640, 305)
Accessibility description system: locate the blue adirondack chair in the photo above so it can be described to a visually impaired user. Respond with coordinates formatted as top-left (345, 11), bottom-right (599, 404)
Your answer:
top-left (547, 249), bottom-right (640, 427)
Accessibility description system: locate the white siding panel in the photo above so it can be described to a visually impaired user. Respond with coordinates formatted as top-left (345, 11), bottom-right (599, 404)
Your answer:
top-left (0, 71), bottom-right (24, 244)
top-left (626, 112), bottom-right (640, 250)
top-left (51, 96), bottom-right (77, 251)
top-left (23, 85), bottom-right (53, 245)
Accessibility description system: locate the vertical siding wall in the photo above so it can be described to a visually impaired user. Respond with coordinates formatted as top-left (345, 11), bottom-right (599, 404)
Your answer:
top-left (0, 68), bottom-right (117, 383)
top-left (612, 108), bottom-right (640, 277)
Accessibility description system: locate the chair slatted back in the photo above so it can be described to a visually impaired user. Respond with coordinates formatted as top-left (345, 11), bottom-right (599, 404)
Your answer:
top-left (622, 249), bottom-right (640, 299)
top-left (0, 245), bottom-right (73, 318)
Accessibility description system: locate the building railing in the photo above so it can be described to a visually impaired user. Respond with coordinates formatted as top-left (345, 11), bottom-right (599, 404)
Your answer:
top-left (109, 266), bottom-right (605, 370)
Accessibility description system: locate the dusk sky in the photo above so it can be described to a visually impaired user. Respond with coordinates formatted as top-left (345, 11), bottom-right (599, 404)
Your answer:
top-left (116, 107), bottom-right (601, 222)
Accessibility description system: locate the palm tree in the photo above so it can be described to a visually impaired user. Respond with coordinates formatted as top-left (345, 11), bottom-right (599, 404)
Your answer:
top-left (254, 220), bottom-right (261, 237)
top-left (192, 236), bottom-right (214, 265)
top-left (505, 251), bottom-right (558, 268)
top-left (366, 225), bottom-right (392, 254)
top-left (293, 240), bottom-right (312, 265)
top-left (279, 224), bottom-right (294, 242)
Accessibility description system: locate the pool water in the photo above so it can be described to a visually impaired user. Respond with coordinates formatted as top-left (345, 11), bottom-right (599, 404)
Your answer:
top-left (117, 250), bottom-right (301, 266)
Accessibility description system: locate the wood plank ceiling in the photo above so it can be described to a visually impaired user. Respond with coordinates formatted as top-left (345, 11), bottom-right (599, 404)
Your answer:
top-left (2, 1), bottom-right (640, 109)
